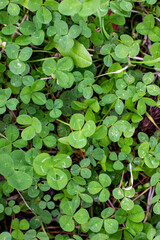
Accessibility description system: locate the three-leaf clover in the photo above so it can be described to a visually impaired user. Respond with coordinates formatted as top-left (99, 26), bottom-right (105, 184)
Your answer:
top-left (0, 88), bottom-right (19, 114)
top-left (17, 114), bottom-right (42, 141)
top-left (33, 153), bottom-right (72, 190)
top-left (20, 80), bottom-right (46, 105)
top-left (89, 207), bottom-right (119, 234)
top-left (88, 173), bottom-right (111, 202)
top-left (46, 99), bottom-right (63, 119)
top-left (6, 44), bottom-right (32, 74)
top-left (77, 71), bottom-right (103, 99)
top-left (59, 197), bottom-right (89, 232)
top-left (67, 113), bottom-right (96, 148)
top-left (42, 57), bottom-right (74, 88)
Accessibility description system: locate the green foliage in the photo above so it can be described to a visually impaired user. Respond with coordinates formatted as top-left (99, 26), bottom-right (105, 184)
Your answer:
top-left (0, 0), bottom-right (160, 239)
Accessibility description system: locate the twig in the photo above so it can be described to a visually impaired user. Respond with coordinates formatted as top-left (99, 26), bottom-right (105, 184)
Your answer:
top-left (95, 64), bottom-right (130, 78)
top-left (16, 190), bottom-right (35, 214)
top-left (108, 199), bottom-right (115, 209)
top-left (118, 170), bottom-right (125, 188)
top-left (0, 133), bottom-right (10, 141)
top-left (143, 186), bottom-right (155, 222)
top-left (133, 186), bottom-right (152, 201)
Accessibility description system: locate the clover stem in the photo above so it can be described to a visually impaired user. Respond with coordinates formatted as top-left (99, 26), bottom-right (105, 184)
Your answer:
top-left (95, 64), bottom-right (105, 81)
top-left (56, 119), bottom-right (70, 127)
top-left (27, 56), bottom-right (58, 62)
top-left (41, 222), bottom-right (47, 234)
top-left (90, 206), bottom-right (93, 218)
top-left (131, 57), bottom-right (160, 65)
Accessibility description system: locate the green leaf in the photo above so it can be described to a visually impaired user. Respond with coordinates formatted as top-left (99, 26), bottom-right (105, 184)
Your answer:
top-left (55, 20), bottom-right (68, 35)
top-left (90, 233), bottom-right (109, 240)
top-left (47, 168), bottom-right (68, 190)
top-left (32, 92), bottom-right (47, 105)
top-left (19, 47), bottom-right (32, 61)
top-left (56, 40), bottom-right (92, 68)
top-left (42, 59), bottom-right (56, 75)
top-left (128, 205), bottom-right (145, 222)
top-left (121, 197), bottom-right (134, 211)
top-left (92, 148), bottom-right (105, 160)
top-left (108, 126), bottom-right (121, 142)
top-left (82, 120), bottom-right (96, 137)
top-left (115, 44), bottom-right (129, 58)
top-left (83, 86), bottom-right (93, 99)
top-left (19, 219), bottom-right (30, 230)
top-left (9, 60), bottom-right (26, 75)
top-left (68, 131), bottom-right (87, 148)
top-left (59, 215), bottom-right (75, 232)
top-left (113, 188), bottom-right (124, 199)
top-left (142, 72), bottom-right (154, 85)
top-left (137, 99), bottom-right (146, 115)
top-left (19, 21), bottom-right (35, 35)
top-left (0, 154), bottom-right (14, 177)
top-left (5, 126), bottom-right (19, 142)
top-left (104, 219), bottom-right (119, 234)
top-left (53, 154), bottom-right (72, 168)
top-left (33, 153), bottom-right (53, 176)
top-left (144, 155), bottom-right (159, 169)
top-left (138, 142), bottom-right (149, 158)
top-left (89, 217), bottom-right (103, 233)
top-left (153, 202), bottom-right (160, 215)
top-left (36, 6), bottom-right (52, 24)
top-left (56, 71), bottom-right (74, 88)
top-left (17, 114), bottom-right (32, 125)
top-left (151, 172), bottom-right (160, 186)
top-left (99, 188), bottom-right (110, 202)
top-left (57, 57), bottom-right (74, 72)
top-left (70, 113), bottom-right (84, 130)
top-left (91, 125), bottom-right (108, 140)
top-left (115, 99), bottom-right (124, 115)
top-left (58, 0), bottom-right (82, 16)
top-left (21, 126), bottom-right (35, 140)
top-left (101, 94), bottom-right (117, 105)
top-left (0, 0), bottom-right (8, 10)
top-left (7, 171), bottom-right (32, 191)
top-left (147, 85), bottom-right (160, 96)
top-left (99, 174), bottom-right (111, 187)
top-left (43, 135), bottom-right (56, 148)
top-left (26, 0), bottom-right (43, 11)
top-left (31, 117), bottom-right (42, 133)
top-left (136, 14), bottom-right (155, 35)
top-left (6, 98), bottom-right (19, 111)
top-left (31, 30), bottom-right (44, 46)
top-left (59, 36), bottom-right (74, 52)
top-left (2, 25), bottom-right (17, 35)
top-left (11, 229), bottom-right (24, 240)
top-left (6, 44), bottom-right (19, 59)
top-left (88, 181), bottom-right (102, 194)
top-left (0, 232), bottom-right (11, 240)
top-left (50, 108), bottom-right (61, 119)
top-left (20, 86), bottom-right (32, 104)
top-left (74, 208), bottom-right (89, 224)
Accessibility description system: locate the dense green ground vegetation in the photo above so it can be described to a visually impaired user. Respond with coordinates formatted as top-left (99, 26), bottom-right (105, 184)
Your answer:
top-left (1, 0), bottom-right (160, 239)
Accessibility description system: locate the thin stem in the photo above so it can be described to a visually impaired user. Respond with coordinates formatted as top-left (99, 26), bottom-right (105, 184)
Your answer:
top-left (41, 222), bottom-right (47, 234)
top-left (95, 64), bottom-right (105, 81)
top-left (56, 119), bottom-right (70, 127)
top-left (27, 56), bottom-right (58, 62)
top-left (95, 64), bottom-right (130, 78)
top-left (17, 190), bottom-right (35, 214)
top-left (133, 186), bottom-right (152, 202)
top-left (131, 57), bottom-right (160, 65)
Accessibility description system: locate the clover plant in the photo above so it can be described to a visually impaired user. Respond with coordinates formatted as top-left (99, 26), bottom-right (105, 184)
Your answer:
top-left (1, 0), bottom-right (160, 239)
